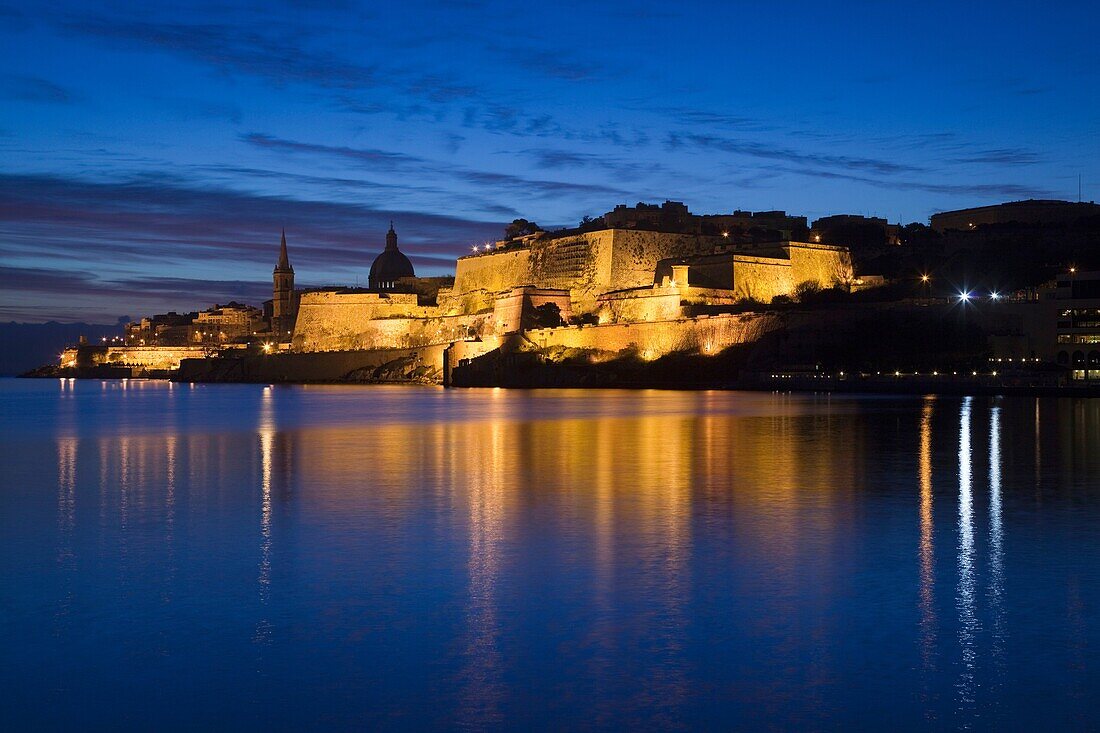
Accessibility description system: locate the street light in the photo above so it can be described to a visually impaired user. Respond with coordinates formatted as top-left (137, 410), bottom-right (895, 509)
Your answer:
top-left (958, 291), bottom-right (972, 303)
top-left (990, 291), bottom-right (1001, 300)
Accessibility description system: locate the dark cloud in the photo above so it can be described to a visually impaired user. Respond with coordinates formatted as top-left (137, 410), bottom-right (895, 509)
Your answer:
top-left (0, 73), bottom-right (75, 104)
top-left (65, 17), bottom-right (383, 91)
top-left (242, 132), bottom-right (628, 197)
top-left (242, 133), bottom-right (425, 171)
top-left (519, 147), bottom-right (665, 181)
top-left (0, 172), bottom-right (506, 270)
top-left (505, 48), bottom-right (601, 81)
top-left (949, 148), bottom-right (1041, 165)
top-left (646, 107), bottom-right (776, 131)
top-left (771, 165), bottom-right (1051, 199)
top-left (666, 132), bottom-right (923, 175)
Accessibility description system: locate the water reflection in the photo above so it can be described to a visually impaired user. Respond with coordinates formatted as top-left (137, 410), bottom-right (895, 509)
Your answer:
top-left (15, 382), bottom-right (1100, 729)
top-left (989, 403), bottom-right (1005, 695)
top-left (918, 398), bottom-right (936, 679)
top-left (456, 417), bottom-right (506, 730)
top-left (956, 397), bottom-right (977, 716)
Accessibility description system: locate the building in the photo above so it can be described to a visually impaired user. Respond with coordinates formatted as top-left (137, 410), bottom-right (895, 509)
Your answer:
top-left (193, 302), bottom-right (265, 342)
top-left (810, 214), bottom-right (900, 247)
top-left (930, 199), bottom-right (1100, 232)
top-left (369, 223), bottom-right (415, 290)
top-left (602, 201), bottom-right (807, 238)
top-left (272, 230), bottom-right (297, 340)
top-left (124, 311), bottom-right (197, 346)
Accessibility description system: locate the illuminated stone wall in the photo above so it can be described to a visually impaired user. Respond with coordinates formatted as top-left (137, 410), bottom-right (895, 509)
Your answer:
top-left (291, 291), bottom-right (446, 351)
top-left (450, 230), bottom-right (724, 315)
top-left (607, 230), bottom-right (723, 295)
top-left (294, 311), bottom-right (489, 352)
top-left (491, 288), bottom-right (573, 333)
top-left (787, 242), bottom-right (853, 290)
top-left (732, 256), bottom-right (793, 302)
top-left (61, 345), bottom-right (215, 372)
top-left (526, 312), bottom-right (783, 356)
top-left (448, 248), bottom-right (533, 314)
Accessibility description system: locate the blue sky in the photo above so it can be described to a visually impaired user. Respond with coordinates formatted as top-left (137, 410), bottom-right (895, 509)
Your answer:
top-left (1, 0), bottom-right (1097, 322)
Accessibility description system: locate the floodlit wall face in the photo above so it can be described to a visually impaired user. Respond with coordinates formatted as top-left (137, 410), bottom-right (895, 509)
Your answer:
top-left (733, 258), bottom-right (793, 302)
top-left (448, 230), bottom-right (723, 316)
top-left (527, 312), bottom-right (783, 356)
top-left (608, 230), bottom-right (722, 295)
top-left (528, 231), bottom-right (615, 312)
top-left (492, 289), bottom-right (573, 333)
top-left (449, 249), bottom-right (533, 313)
top-left (292, 291), bottom-right (482, 352)
top-left (788, 244), bottom-right (853, 289)
top-left (63, 345), bottom-right (212, 371)
top-left (597, 289), bottom-right (684, 323)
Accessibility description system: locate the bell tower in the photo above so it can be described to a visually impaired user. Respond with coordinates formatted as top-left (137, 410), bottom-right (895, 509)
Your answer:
top-left (272, 229), bottom-right (295, 339)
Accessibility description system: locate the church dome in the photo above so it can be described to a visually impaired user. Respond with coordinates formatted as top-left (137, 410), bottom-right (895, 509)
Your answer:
top-left (369, 223), bottom-right (415, 289)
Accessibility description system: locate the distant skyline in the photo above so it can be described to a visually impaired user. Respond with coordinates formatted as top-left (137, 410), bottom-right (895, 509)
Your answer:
top-left (1, 0), bottom-right (1098, 322)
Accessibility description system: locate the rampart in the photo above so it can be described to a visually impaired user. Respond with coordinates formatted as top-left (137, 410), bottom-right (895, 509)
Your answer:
top-left (526, 312), bottom-right (783, 356)
top-left (450, 229), bottom-right (725, 315)
top-left (61, 345), bottom-right (217, 373)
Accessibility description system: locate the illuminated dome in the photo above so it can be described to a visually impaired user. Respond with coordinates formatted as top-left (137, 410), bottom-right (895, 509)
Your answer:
top-left (368, 223), bottom-right (414, 290)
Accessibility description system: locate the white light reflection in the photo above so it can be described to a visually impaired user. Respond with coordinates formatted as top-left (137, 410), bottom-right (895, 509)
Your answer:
top-left (988, 404), bottom-right (1005, 684)
top-left (258, 388), bottom-right (274, 608)
top-left (956, 397), bottom-right (977, 714)
top-left (253, 387), bottom-right (275, 647)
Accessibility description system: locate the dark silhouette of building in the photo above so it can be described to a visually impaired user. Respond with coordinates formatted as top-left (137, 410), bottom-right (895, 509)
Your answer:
top-left (931, 199), bottom-right (1100, 232)
top-left (369, 223), bottom-right (415, 290)
top-left (272, 230), bottom-right (296, 339)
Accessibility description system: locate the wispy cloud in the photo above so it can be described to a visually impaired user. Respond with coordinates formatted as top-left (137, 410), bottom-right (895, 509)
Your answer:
top-left (666, 132), bottom-right (923, 175)
top-left (770, 165), bottom-right (1052, 198)
top-left (0, 73), bottom-right (76, 104)
top-left (0, 172), bottom-right (506, 271)
top-left (241, 132), bottom-right (629, 197)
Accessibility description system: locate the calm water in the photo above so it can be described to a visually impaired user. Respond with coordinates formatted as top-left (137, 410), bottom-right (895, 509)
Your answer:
top-left (2, 379), bottom-right (1100, 730)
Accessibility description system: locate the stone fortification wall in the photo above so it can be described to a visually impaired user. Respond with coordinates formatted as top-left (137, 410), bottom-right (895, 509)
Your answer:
top-left (292, 290), bottom-right (449, 351)
top-left (178, 344), bottom-right (451, 384)
top-left (608, 231), bottom-right (723, 297)
top-left (788, 243), bottom-right (853, 289)
top-left (449, 230), bottom-right (723, 316)
top-left (526, 312), bottom-right (782, 357)
top-left (527, 231), bottom-right (615, 312)
top-left (448, 248), bottom-right (533, 314)
top-left (596, 287), bottom-right (684, 323)
top-left (63, 345), bottom-right (216, 373)
top-left (294, 312), bottom-right (490, 352)
top-left (732, 256), bottom-right (792, 302)
top-left (492, 288), bottom-right (572, 333)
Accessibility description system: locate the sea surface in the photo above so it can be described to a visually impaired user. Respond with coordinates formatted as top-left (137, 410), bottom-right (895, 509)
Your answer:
top-left (2, 379), bottom-right (1100, 730)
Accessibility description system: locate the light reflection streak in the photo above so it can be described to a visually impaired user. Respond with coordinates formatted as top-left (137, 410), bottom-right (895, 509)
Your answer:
top-left (457, 416), bottom-right (506, 729)
top-left (256, 387), bottom-right (275, 645)
top-left (918, 397), bottom-right (936, 676)
top-left (55, 436), bottom-right (78, 632)
top-left (956, 397), bottom-right (977, 716)
top-left (164, 433), bottom-right (177, 604)
top-left (988, 404), bottom-right (1005, 687)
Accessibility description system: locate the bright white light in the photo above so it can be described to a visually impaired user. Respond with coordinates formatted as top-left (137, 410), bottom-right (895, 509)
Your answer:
top-left (990, 292), bottom-right (1001, 300)
top-left (959, 291), bottom-right (972, 302)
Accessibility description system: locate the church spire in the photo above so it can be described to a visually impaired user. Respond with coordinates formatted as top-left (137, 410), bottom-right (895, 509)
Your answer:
top-left (275, 228), bottom-right (293, 273)
top-left (386, 221), bottom-right (398, 251)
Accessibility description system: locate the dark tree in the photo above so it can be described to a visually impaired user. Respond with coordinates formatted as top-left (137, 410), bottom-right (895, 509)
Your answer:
top-left (522, 302), bottom-right (564, 330)
top-left (505, 218), bottom-right (543, 239)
